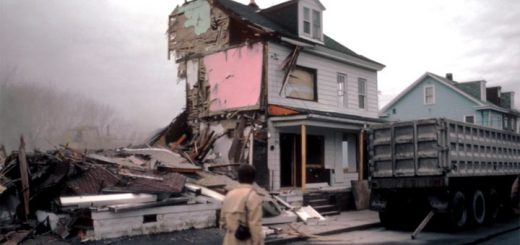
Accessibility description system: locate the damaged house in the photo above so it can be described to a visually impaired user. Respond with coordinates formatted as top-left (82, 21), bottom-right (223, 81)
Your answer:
top-left (167, 0), bottom-right (385, 206)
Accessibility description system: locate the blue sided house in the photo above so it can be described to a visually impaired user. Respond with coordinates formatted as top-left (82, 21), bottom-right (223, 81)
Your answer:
top-left (380, 72), bottom-right (520, 133)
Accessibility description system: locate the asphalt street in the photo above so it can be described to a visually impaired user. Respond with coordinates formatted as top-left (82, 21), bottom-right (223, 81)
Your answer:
top-left (292, 217), bottom-right (520, 245)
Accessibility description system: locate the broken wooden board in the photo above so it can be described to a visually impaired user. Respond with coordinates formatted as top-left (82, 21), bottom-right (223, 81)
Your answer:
top-left (65, 164), bottom-right (120, 195)
top-left (0, 144), bottom-right (6, 167)
top-left (350, 180), bottom-right (370, 210)
top-left (121, 172), bottom-right (187, 194)
top-left (121, 148), bottom-right (187, 164)
top-left (295, 205), bottom-right (326, 225)
top-left (86, 154), bottom-right (147, 171)
top-left (157, 161), bottom-right (201, 173)
top-left (18, 137), bottom-right (30, 221)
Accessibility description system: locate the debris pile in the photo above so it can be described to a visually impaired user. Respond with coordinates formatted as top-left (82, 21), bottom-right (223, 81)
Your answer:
top-left (0, 114), bottom-right (325, 243)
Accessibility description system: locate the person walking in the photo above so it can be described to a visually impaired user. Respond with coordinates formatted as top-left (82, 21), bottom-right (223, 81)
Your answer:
top-left (220, 164), bottom-right (264, 245)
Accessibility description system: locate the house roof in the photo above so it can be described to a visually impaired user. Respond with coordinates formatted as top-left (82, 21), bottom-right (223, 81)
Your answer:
top-left (215, 0), bottom-right (383, 66)
top-left (381, 72), bottom-right (519, 116)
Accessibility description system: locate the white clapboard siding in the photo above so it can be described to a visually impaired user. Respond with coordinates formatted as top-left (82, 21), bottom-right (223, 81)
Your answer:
top-left (267, 42), bottom-right (379, 118)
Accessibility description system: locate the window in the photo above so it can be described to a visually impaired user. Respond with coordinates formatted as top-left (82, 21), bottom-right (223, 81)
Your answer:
top-left (465, 115), bottom-right (475, 124)
top-left (424, 85), bottom-right (435, 105)
top-left (285, 66), bottom-right (317, 101)
top-left (312, 10), bottom-right (321, 40)
top-left (303, 7), bottom-right (310, 34)
top-left (301, 6), bottom-right (322, 41)
top-left (358, 78), bottom-right (367, 109)
top-left (337, 73), bottom-right (347, 107)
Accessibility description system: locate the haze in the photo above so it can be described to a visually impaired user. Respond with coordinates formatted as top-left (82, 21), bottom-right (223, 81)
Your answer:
top-left (1, 0), bottom-right (519, 149)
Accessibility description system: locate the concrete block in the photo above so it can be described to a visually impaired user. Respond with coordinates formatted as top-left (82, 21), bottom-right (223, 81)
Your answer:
top-left (91, 202), bottom-right (220, 240)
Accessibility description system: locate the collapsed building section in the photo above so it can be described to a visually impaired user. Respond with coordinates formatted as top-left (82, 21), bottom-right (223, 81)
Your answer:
top-left (164, 0), bottom-right (386, 211)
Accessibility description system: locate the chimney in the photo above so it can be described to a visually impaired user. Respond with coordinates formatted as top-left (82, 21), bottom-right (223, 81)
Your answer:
top-left (248, 0), bottom-right (259, 10)
top-left (446, 73), bottom-right (453, 81)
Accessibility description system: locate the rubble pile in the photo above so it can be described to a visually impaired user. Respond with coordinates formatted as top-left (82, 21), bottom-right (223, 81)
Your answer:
top-left (0, 115), bottom-right (325, 243)
top-left (0, 138), bottom-right (204, 242)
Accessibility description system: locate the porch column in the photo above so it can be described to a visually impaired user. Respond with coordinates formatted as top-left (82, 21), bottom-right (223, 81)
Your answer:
top-left (358, 130), bottom-right (365, 181)
top-left (301, 124), bottom-right (307, 192)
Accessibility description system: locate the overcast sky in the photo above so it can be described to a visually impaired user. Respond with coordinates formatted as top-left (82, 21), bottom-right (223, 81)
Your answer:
top-left (1, 0), bottom-right (519, 132)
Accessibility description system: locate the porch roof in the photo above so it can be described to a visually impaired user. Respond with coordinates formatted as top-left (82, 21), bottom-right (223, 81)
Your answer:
top-left (269, 113), bottom-right (384, 130)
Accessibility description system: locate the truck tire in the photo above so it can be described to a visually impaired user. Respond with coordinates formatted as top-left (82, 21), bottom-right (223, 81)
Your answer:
top-left (485, 188), bottom-right (499, 224)
top-left (379, 210), bottom-right (396, 229)
top-left (469, 190), bottom-right (486, 225)
top-left (512, 175), bottom-right (520, 215)
top-left (449, 191), bottom-right (467, 230)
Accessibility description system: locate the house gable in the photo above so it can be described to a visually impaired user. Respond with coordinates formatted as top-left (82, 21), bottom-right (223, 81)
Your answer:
top-left (382, 74), bottom-right (482, 122)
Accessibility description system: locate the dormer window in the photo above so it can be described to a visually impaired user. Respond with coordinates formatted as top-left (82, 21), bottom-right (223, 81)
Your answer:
top-left (303, 8), bottom-right (310, 34)
top-left (299, 0), bottom-right (325, 43)
top-left (312, 10), bottom-right (321, 39)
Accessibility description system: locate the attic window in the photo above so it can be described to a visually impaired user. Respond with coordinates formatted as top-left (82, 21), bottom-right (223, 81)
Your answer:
top-left (301, 5), bottom-right (322, 42)
top-left (303, 8), bottom-right (311, 34)
top-left (424, 85), bottom-right (435, 105)
top-left (312, 10), bottom-right (321, 40)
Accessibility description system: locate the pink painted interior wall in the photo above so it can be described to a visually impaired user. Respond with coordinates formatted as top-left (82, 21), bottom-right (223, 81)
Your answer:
top-left (204, 43), bottom-right (263, 112)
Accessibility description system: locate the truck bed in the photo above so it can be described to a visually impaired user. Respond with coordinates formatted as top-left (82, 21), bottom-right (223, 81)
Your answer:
top-left (368, 118), bottom-right (520, 181)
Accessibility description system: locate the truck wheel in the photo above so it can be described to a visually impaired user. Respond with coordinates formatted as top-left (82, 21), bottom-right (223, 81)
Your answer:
top-left (449, 191), bottom-right (467, 230)
top-left (469, 190), bottom-right (486, 225)
top-left (485, 188), bottom-right (499, 224)
top-left (379, 210), bottom-right (397, 229)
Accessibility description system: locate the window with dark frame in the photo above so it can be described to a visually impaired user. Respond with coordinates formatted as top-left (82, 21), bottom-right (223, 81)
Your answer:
top-left (285, 66), bottom-right (317, 101)
top-left (301, 6), bottom-right (321, 41)
top-left (358, 78), bottom-right (367, 109)
top-left (424, 85), bottom-right (435, 105)
top-left (312, 10), bottom-right (321, 40)
top-left (337, 73), bottom-right (347, 107)
top-left (465, 115), bottom-right (475, 124)
top-left (303, 7), bottom-right (310, 34)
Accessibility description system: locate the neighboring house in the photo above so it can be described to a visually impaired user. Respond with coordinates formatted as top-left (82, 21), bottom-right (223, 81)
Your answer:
top-left (380, 72), bottom-right (520, 133)
top-left (167, 0), bottom-right (385, 193)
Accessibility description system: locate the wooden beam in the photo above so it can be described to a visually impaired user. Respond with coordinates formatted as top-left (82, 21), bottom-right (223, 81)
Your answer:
top-left (18, 136), bottom-right (30, 221)
top-left (301, 125), bottom-right (307, 193)
top-left (358, 130), bottom-right (365, 181)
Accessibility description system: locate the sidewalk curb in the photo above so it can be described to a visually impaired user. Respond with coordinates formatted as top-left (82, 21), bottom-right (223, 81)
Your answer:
top-left (266, 222), bottom-right (381, 244)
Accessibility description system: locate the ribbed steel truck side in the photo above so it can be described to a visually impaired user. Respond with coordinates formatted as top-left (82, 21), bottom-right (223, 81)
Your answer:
top-left (368, 118), bottom-right (520, 229)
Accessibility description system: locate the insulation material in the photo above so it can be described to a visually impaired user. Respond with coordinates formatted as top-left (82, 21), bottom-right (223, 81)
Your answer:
top-left (204, 43), bottom-right (263, 112)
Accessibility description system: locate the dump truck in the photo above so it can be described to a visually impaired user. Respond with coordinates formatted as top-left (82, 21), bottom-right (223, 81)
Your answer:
top-left (367, 118), bottom-right (520, 230)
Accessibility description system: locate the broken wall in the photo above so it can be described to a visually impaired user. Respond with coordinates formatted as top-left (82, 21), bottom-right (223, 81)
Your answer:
top-left (204, 43), bottom-right (263, 113)
top-left (183, 42), bottom-right (264, 127)
top-left (168, 0), bottom-right (230, 58)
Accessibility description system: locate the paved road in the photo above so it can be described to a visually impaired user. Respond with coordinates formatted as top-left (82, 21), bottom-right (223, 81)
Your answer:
top-left (291, 217), bottom-right (520, 245)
